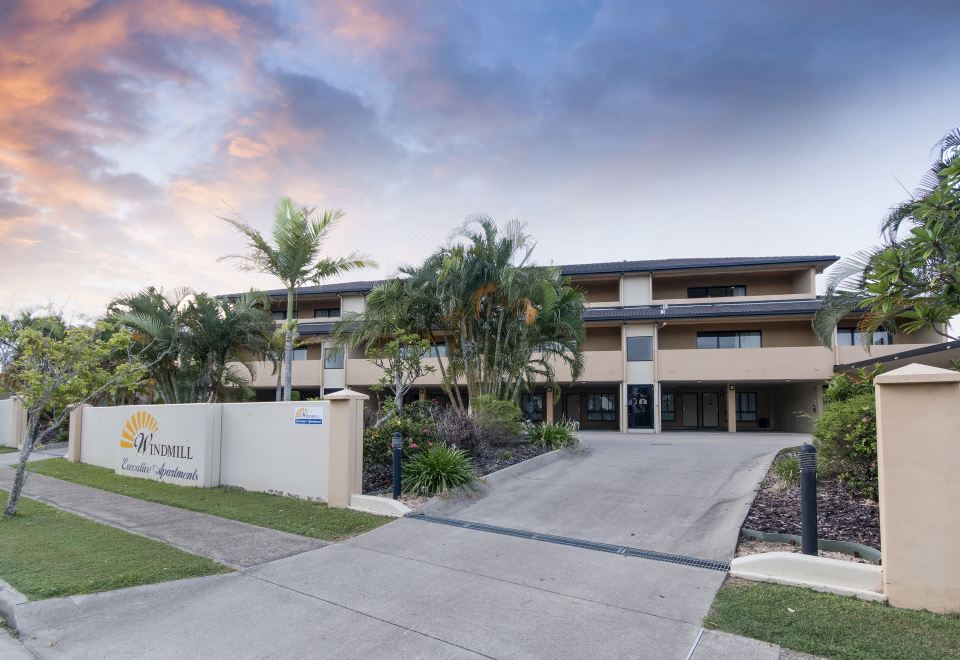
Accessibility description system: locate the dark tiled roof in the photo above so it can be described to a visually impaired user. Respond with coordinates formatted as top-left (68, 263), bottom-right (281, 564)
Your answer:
top-left (583, 298), bottom-right (824, 322)
top-left (294, 321), bottom-right (337, 336)
top-left (559, 255), bottom-right (838, 277)
top-left (834, 339), bottom-right (960, 372)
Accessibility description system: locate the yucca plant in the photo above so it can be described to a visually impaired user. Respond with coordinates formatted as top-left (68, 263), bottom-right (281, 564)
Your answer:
top-left (527, 419), bottom-right (579, 449)
top-left (401, 444), bottom-right (477, 495)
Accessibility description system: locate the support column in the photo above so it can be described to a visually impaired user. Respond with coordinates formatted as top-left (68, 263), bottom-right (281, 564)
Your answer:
top-left (418, 387), bottom-right (427, 402)
top-left (875, 364), bottom-right (960, 612)
top-left (326, 389), bottom-right (369, 508)
top-left (67, 403), bottom-right (87, 462)
top-left (545, 389), bottom-right (554, 424)
top-left (726, 384), bottom-right (737, 433)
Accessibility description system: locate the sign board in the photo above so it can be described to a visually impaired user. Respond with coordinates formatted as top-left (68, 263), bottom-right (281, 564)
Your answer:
top-left (116, 409), bottom-right (209, 486)
top-left (294, 406), bottom-right (324, 425)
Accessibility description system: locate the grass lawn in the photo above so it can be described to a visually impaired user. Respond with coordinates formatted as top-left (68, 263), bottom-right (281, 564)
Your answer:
top-left (0, 492), bottom-right (228, 600)
top-left (0, 446), bottom-right (17, 454)
top-left (705, 578), bottom-right (960, 660)
top-left (29, 459), bottom-right (390, 541)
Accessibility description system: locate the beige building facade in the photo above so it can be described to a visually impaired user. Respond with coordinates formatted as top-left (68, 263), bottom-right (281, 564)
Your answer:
top-left (242, 256), bottom-right (947, 433)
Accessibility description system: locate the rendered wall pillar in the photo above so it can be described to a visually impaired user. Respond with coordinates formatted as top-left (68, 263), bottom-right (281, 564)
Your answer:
top-left (66, 404), bottom-right (87, 462)
top-left (419, 388), bottom-right (427, 402)
top-left (326, 389), bottom-right (368, 508)
top-left (726, 385), bottom-right (737, 433)
top-left (875, 364), bottom-right (960, 613)
top-left (545, 389), bottom-right (554, 424)
top-left (11, 396), bottom-right (26, 448)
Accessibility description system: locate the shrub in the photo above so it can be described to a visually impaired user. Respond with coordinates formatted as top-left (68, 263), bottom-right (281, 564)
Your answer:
top-left (471, 394), bottom-right (522, 445)
top-left (497, 449), bottom-right (513, 461)
top-left (813, 391), bottom-right (877, 499)
top-left (363, 404), bottom-right (438, 468)
top-left (770, 453), bottom-right (800, 486)
top-left (434, 405), bottom-right (480, 453)
top-left (527, 419), bottom-right (579, 449)
top-left (402, 444), bottom-right (477, 495)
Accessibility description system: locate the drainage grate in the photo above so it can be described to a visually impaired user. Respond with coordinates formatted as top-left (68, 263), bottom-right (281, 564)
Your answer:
top-left (405, 512), bottom-right (730, 572)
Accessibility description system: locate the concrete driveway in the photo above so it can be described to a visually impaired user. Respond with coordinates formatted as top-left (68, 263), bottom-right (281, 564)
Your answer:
top-left (13, 431), bottom-right (803, 659)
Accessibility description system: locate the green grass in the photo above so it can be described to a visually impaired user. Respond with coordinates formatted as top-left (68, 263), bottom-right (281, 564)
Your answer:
top-left (706, 578), bottom-right (960, 660)
top-left (0, 492), bottom-right (228, 600)
top-left (0, 446), bottom-right (17, 454)
top-left (29, 459), bottom-right (389, 541)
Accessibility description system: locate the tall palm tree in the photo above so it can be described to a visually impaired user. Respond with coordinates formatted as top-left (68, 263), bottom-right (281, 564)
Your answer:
top-left (222, 197), bottom-right (376, 401)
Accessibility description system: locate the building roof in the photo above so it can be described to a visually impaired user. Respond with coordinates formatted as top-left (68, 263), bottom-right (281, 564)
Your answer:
top-left (834, 339), bottom-right (960, 373)
top-left (237, 255), bottom-right (838, 299)
top-left (583, 298), bottom-right (824, 322)
top-left (558, 255), bottom-right (838, 277)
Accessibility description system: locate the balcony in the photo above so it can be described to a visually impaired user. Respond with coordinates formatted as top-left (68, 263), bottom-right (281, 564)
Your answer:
top-left (657, 346), bottom-right (835, 382)
top-left (241, 360), bottom-right (323, 388)
top-left (836, 343), bottom-right (933, 366)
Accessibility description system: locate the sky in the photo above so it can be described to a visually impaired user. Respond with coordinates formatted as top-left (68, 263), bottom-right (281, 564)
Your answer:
top-left (1, 0), bottom-right (958, 318)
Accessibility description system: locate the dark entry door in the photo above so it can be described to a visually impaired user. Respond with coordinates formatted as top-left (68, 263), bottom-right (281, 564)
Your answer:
top-left (565, 393), bottom-right (580, 424)
top-left (681, 393), bottom-right (699, 427)
top-left (702, 392), bottom-right (720, 428)
top-left (627, 385), bottom-right (654, 429)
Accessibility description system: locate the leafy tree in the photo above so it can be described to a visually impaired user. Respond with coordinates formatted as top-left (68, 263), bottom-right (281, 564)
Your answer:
top-left (366, 331), bottom-right (436, 424)
top-left (339, 216), bottom-right (585, 409)
top-left (0, 321), bottom-right (147, 516)
top-left (108, 288), bottom-right (275, 403)
top-left (222, 197), bottom-right (375, 401)
top-left (815, 129), bottom-right (960, 345)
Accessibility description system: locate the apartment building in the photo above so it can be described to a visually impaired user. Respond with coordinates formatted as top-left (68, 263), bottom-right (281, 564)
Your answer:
top-left (243, 256), bottom-right (945, 433)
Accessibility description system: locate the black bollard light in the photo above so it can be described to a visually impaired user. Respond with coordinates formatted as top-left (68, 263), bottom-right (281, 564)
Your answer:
top-left (798, 443), bottom-right (818, 556)
top-left (391, 432), bottom-right (403, 500)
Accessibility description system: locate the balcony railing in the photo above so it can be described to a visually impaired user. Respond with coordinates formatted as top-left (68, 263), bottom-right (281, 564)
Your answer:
top-left (657, 346), bottom-right (835, 382)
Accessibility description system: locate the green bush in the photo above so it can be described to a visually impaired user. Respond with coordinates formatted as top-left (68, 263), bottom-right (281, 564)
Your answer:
top-left (527, 419), bottom-right (579, 449)
top-left (770, 453), bottom-right (800, 486)
top-left (471, 394), bottom-right (522, 445)
top-left (401, 444), bottom-right (477, 495)
top-left (813, 370), bottom-right (880, 499)
top-left (363, 403), bottom-right (438, 467)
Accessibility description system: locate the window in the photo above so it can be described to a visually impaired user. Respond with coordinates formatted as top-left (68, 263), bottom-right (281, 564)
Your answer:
top-left (837, 328), bottom-right (893, 346)
top-left (626, 336), bottom-right (653, 361)
top-left (271, 310), bottom-right (286, 321)
top-left (696, 330), bottom-right (762, 349)
top-left (292, 348), bottom-right (308, 361)
top-left (324, 346), bottom-right (344, 369)
top-left (430, 343), bottom-right (448, 358)
top-left (736, 392), bottom-right (758, 422)
top-left (521, 393), bottom-right (545, 422)
top-left (313, 307), bottom-right (341, 318)
top-left (687, 285), bottom-right (747, 299)
top-left (586, 392), bottom-right (617, 422)
top-left (661, 392), bottom-right (676, 422)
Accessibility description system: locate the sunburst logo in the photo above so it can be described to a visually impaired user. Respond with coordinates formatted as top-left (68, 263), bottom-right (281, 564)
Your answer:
top-left (120, 411), bottom-right (159, 448)
top-left (294, 407), bottom-right (308, 418)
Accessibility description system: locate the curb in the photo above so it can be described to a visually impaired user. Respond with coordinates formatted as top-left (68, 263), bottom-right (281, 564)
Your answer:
top-left (0, 578), bottom-right (26, 630)
top-left (740, 527), bottom-right (881, 564)
top-left (348, 494), bottom-right (411, 517)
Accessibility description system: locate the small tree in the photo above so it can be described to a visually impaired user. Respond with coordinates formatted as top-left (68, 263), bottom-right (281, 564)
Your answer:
top-left (0, 321), bottom-right (146, 516)
top-left (366, 331), bottom-right (436, 425)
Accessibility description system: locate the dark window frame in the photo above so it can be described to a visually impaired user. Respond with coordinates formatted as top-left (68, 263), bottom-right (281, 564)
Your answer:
top-left (736, 392), bottom-right (758, 422)
top-left (687, 285), bottom-right (747, 299)
top-left (661, 391), bottom-right (676, 422)
top-left (324, 346), bottom-right (345, 369)
top-left (520, 392), bottom-right (545, 422)
top-left (626, 335), bottom-right (654, 361)
top-left (292, 348), bottom-right (309, 361)
top-left (837, 327), bottom-right (893, 346)
top-left (585, 392), bottom-right (617, 422)
top-left (696, 330), bottom-right (762, 349)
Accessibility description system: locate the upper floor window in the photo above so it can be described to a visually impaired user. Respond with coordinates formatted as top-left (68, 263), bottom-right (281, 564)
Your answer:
top-left (324, 346), bottom-right (345, 369)
top-left (430, 343), bottom-right (448, 358)
top-left (313, 307), bottom-right (341, 318)
top-left (292, 348), bottom-right (309, 361)
top-left (837, 328), bottom-right (892, 346)
top-left (271, 310), bottom-right (286, 321)
top-left (626, 336), bottom-right (653, 361)
top-left (687, 285), bottom-right (747, 299)
top-left (696, 330), bottom-right (762, 349)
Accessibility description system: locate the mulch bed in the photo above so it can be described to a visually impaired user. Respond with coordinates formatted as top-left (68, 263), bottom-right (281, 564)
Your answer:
top-left (362, 442), bottom-right (553, 494)
top-left (744, 452), bottom-right (881, 550)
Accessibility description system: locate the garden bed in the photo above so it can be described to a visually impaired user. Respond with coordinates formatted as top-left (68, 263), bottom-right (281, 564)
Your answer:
top-left (363, 441), bottom-right (553, 493)
top-left (743, 449), bottom-right (880, 550)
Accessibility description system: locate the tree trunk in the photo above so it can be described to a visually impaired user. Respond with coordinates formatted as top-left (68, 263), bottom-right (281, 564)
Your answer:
top-left (283, 287), bottom-right (294, 401)
top-left (4, 418), bottom-right (38, 517)
top-left (275, 366), bottom-right (282, 402)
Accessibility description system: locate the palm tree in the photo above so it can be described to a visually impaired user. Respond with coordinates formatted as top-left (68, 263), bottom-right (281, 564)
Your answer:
top-left (222, 197), bottom-right (376, 401)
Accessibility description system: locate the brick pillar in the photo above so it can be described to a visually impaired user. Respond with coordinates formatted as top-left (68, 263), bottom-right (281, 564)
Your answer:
top-left (326, 389), bottom-right (369, 508)
top-left (875, 364), bottom-right (960, 612)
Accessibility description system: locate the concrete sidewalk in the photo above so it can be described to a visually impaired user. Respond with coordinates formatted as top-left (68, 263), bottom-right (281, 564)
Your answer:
top-left (0, 467), bottom-right (324, 568)
top-left (0, 443), bottom-right (67, 466)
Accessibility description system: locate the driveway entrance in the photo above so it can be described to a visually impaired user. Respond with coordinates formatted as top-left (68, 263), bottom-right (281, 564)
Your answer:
top-left (15, 431), bottom-right (802, 659)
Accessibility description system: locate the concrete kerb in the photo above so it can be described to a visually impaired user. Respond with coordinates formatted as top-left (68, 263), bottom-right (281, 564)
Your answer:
top-left (729, 551), bottom-right (886, 602)
top-left (0, 578), bottom-right (27, 630)
top-left (348, 494), bottom-right (411, 517)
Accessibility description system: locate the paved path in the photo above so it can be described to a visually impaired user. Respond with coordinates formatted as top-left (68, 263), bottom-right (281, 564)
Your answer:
top-left (0, 467), bottom-right (325, 569)
top-left (0, 443), bottom-right (66, 466)
top-left (9, 431), bottom-right (804, 659)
